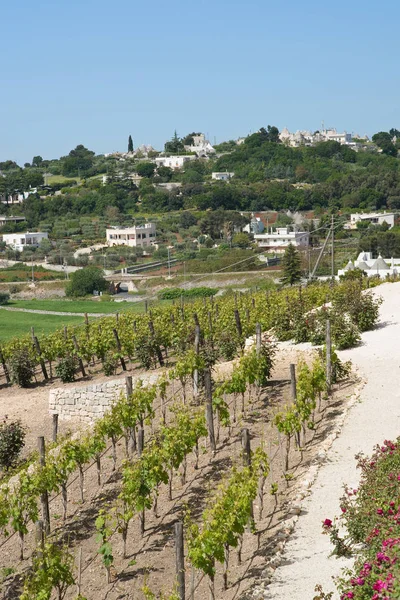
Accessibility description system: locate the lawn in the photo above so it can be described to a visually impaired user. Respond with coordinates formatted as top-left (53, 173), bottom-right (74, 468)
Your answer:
top-left (45, 175), bottom-right (81, 185)
top-left (0, 311), bottom-right (84, 341)
top-left (8, 299), bottom-right (146, 314)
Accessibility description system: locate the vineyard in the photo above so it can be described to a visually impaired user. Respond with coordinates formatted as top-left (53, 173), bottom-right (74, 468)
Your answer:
top-left (0, 278), bottom-right (382, 388)
top-left (0, 279), bottom-right (383, 600)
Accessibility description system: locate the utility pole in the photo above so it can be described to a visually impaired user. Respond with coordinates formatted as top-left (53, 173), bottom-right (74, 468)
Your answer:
top-left (331, 214), bottom-right (335, 280)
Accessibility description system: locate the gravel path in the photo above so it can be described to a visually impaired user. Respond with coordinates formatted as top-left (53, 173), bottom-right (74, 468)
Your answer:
top-left (0, 306), bottom-right (108, 317)
top-left (263, 281), bottom-right (400, 600)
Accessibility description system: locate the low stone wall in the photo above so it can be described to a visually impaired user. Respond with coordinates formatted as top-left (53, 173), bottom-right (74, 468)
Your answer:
top-left (49, 373), bottom-right (160, 423)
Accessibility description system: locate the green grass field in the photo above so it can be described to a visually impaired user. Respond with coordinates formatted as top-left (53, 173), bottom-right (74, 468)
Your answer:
top-left (8, 299), bottom-right (145, 314)
top-left (0, 311), bottom-right (84, 341)
top-left (45, 175), bottom-right (81, 185)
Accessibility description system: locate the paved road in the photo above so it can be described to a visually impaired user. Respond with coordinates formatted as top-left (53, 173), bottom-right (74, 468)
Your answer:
top-left (263, 282), bottom-right (400, 599)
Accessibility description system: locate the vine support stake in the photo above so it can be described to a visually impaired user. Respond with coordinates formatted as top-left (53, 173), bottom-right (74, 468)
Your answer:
top-left (0, 348), bottom-right (10, 384)
top-left (125, 375), bottom-right (133, 397)
top-left (148, 320), bottom-right (164, 367)
top-left (38, 436), bottom-right (51, 535)
top-left (234, 309), bottom-right (243, 339)
top-left (138, 428), bottom-right (144, 457)
top-left (72, 336), bottom-right (86, 377)
top-left (290, 364), bottom-right (297, 400)
top-left (241, 428), bottom-right (251, 467)
top-left (35, 520), bottom-right (44, 559)
top-left (77, 547), bottom-right (83, 597)
top-left (113, 328), bottom-right (127, 371)
top-left (256, 323), bottom-right (262, 355)
top-left (52, 413), bottom-right (58, 443)
top-left (33, 336), bottom-right (49, 380)
top-left (204, 368), bottom-right (216, 454)
top-left (326, 319), bottom-right (332, 390)
top-left (193, 324), bottom-right (201, 398)
top-left (175, 521), bottom-right (185, 600)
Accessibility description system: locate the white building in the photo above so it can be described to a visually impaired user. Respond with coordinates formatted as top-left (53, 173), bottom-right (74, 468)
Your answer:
top-left (0, 216), bottom-right (26, 227)
top-left (338, 252), bottom-right (400, 279)
top-left (184, 133), bottom-right (215, 157)
top-left (106, 223), bottom-right (156, 248)
top-left (211, 172), bottom-right (234, 181)
top-left (254, 227), bottom-right (309, 252)
top-left (155, 155), bottom-right (197, 170)
top-left (344, 212), bottom-right (395, 230)
top-left (3, 231), bottom-right (48, 251)
top-left (279, 127), bottom-right (353, 147)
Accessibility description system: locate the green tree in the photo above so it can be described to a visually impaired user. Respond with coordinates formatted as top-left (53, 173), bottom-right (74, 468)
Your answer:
top-left (281, 243), bottom-right (302, 286)
top-left (128, 135), bottom-right (134, 153)
top-left (32, 156), bottom-right (43, 167)
top-left (136, 162), bottom-right (155, 178)
top-left (164, 130), bottom-right (184, 154)
top-left (372, 131), bottom-right (398, 157)
top-left (66, 266), bottom-right (108, 297)
top-left (61, 145), bottom-right (95, 177)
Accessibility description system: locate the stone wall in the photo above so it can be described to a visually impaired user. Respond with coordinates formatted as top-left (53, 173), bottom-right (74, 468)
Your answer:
top-left (49, 373), bottom-right (160, 423)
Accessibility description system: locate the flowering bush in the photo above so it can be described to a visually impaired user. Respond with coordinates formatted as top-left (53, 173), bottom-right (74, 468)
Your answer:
top-left (322, 438), bottom-right (400, 599)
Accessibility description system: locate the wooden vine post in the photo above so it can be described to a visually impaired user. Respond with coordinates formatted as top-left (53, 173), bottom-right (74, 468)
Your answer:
top-left (193, 323), bottom-right (201, 398)
top-left (113, 328), bottom-right (127, 371)
top-left (326, 319), bottom-right (332, 390)
top-left (148, 320), bottom-right (164, 367)
top-left (72, 336), bottom-right (86, 377)
top-left (32, 333), bottom-right (49, 380)
top-left (175, 521), bottom-right (185, 600)
top-left (204, 368), bottom-right (216, 454)
top-left (290, 364), bottom-right (297, 400)
top-left (38, 436), bottom-right (51, 534)
top-left (52, 413), bottom-right (59, 443)
top-left (255, 322), bottom-right (262, 355)
top-left (241, 428), bottom-right (251, 467)
top-left (0, 348), bottom-right (10, 384)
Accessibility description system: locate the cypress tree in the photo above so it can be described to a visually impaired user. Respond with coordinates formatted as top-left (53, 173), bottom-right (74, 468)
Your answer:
top-left (281, 243), bottom-right (302, 286)
top-left (128, 135), bottom-right (133, 153)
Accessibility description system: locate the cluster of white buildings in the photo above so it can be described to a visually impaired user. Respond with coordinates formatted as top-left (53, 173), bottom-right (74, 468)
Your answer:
top-left (2, 231), bottom-right (48, 252)
top-left (106, 223), bottom-right (156, 249)
top-left (344, 212), bottom-right (395, 230)
top-left (254, 227), bottom-right (309, 252)
top-left (339, 252), bottom-right (400, 279)
top-left (279, 127), bottom-right (368, 148)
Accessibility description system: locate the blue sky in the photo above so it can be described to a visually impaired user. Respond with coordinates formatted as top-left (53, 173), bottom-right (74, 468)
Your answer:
top-left (1, 0), bottom-right (398, 164)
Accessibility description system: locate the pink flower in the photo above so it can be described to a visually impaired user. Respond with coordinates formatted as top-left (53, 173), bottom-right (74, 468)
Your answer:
top-left (323, 518), bottom-right (332, 528)
top-left (373, 579), bottom-right (387, 592)
top-left (341, 507), bottom-right (347, 513)
top-left (377, 508), bottom-right (384, 515)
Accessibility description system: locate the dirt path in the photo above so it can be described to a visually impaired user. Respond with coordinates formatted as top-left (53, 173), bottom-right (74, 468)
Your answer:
top-left (262, 281), bottom-right (400, 600)
top-left (0, 306), bottom-right (108, 317)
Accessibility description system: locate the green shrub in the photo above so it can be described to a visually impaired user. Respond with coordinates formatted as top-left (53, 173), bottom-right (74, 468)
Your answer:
top-left (0, 418), bottom-right (26, 470)
top-left (55, 356), bottom-right (77, 383)
top-left (102, 353), bottom-right (117, 376)
top-left (0, 293), bottom-right (10, 305)
top-left (65, 266), bottom-right (108, 297)
top-left (9, 348), bottom-right (35, 387)
top-left (158, 287), bottom-right (218, 300)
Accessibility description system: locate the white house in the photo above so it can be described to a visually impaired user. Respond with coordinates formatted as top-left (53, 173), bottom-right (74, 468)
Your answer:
top-left (338, 252), bottom-right (400, 279)
top-left (106, 223), bottom-right (156, 248)
top-left (344, 212), bottom-right (395, 230)
top-left (0, 216), bottom-right (26, 227)
top-left (184, 134), bottom-right (215, 157)
top-left (3, 231), bottom-right (48, 251)
top-left (254, 227), bottom-right (309, 252)
top-left (211, 172), bottom-right (234, 181)
top-left (155, 155), bottom-right (197, 170)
